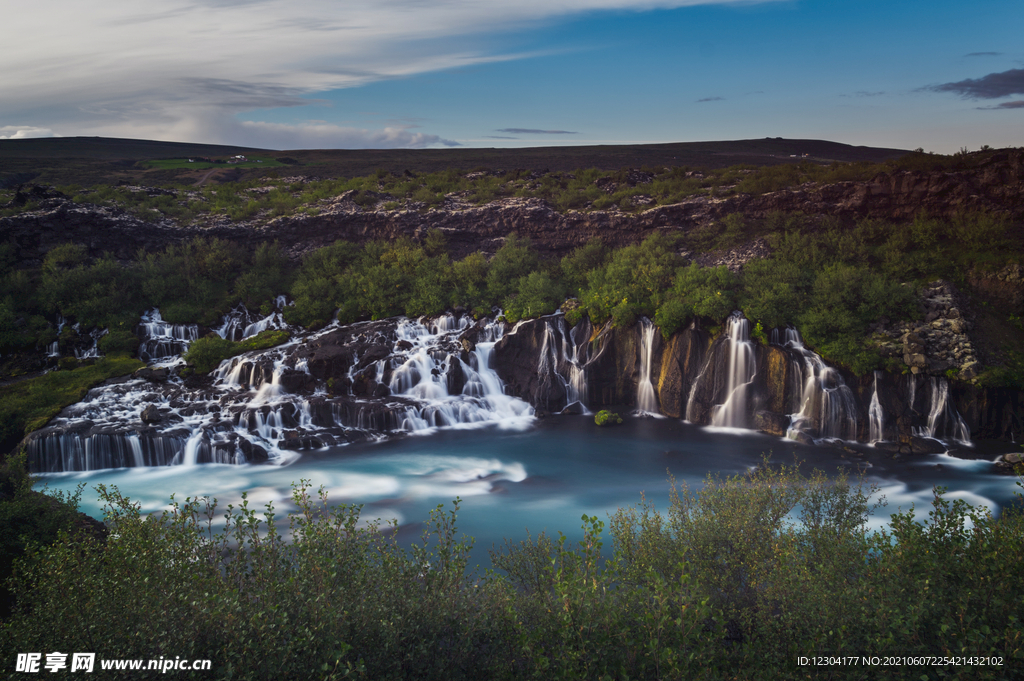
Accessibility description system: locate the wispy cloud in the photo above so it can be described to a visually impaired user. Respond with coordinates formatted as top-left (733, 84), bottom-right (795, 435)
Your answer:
top-left (0, 126), bottom-right (59, 139)
top-left (695, 96), bottom-right (724, 102)
top-left (496, 128), bottom-right (578, 134)
top-left (965, 52), bottom-right (1002, 57)
top-left (976, 100), bottom-right (1024, 110)
top-left (484, 135), bottom-right (519, 139)
top-left (930, 68), bottom-right (1024, 99)
top-left (1, 0), bottom-right (781, 147)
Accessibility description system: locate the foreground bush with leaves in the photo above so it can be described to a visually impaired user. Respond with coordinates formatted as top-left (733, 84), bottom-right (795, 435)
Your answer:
top-left (3, 466), bottom-right (1023, 680)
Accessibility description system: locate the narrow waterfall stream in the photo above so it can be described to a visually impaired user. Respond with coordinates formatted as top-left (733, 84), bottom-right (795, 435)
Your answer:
top-left (915, 376), bottom-right (972, 445)
top-left (636, 318), bottom-right (659, 415)
top-left (868, 371), bottom-right (885, 443)
top-left (536, 315), bottom-right (592, 412)
top-left (709, 314), bottom-right (757, 428)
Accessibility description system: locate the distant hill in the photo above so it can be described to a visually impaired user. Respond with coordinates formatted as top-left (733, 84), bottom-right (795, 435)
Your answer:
top-left (0, 136), bottom-right (909, 187)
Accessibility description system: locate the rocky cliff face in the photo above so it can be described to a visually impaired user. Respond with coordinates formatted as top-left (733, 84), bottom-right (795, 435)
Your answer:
top-left (491, 315), bottom-right (1023, 445)
top-left (4, 149), bottom-right (1023, 263)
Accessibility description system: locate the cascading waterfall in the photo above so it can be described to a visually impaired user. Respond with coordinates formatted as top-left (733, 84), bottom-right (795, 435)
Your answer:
top-left (868, 371), bottom-right (885, 443)
top-left (389, 315), bottom-right (533, 431)
top-left (636, 317), bottom-right (659, 414)
top-left (138, 309), bottom-right (199, 362)
top-left (783, 328), bottom-right (859, 442)
top-left (26, 311), bottom-right (534, 473)
top-left (709, 314), bottom-right (757, 428)
top-left (915, 376), bottom-right (972, 445)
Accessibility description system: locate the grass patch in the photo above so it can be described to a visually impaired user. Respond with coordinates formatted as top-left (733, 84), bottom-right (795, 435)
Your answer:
top-left (0, 354), bottom-right (144, 450)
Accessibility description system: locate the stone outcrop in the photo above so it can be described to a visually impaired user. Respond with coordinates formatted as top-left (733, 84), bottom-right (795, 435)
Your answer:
top-left (872, 280), bottom-right (982, 379)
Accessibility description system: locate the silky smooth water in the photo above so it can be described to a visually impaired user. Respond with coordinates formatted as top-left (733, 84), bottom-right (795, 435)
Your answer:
top-left (39, 416), bottom-right (1021, 568)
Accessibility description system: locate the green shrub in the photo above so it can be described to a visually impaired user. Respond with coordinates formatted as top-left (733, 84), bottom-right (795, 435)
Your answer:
top-left (97, 328), bottom-right (140, 356)
top-left (485, 234), bottom-right (539, 305)
top-left (3, 466), bottom-right (1022, 679)
top-left (184, 330), bottom-right (290, 374)
top-left (0, 451), bottom-right (88, 619)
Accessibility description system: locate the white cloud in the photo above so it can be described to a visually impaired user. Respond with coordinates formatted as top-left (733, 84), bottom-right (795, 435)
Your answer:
top-left (0, 126), bottom-right (59, 139)
top-left (0, 0), bottom-right (776, 147)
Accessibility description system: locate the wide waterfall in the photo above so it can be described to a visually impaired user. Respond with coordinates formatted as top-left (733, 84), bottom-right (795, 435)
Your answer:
top-left (25, 312), bottom-right (534, 473)
top-left (782, 328), bottom-right (859, 442)
top-left (636, 317), bottom-right (659, 415)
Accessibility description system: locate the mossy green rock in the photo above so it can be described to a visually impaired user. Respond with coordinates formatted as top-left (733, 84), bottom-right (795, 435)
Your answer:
top-left (594, 410), bottom-right (623, 426)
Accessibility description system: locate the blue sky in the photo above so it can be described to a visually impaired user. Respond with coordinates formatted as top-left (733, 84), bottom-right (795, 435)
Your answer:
top-left (2, 0), bottom-right (1021, 153)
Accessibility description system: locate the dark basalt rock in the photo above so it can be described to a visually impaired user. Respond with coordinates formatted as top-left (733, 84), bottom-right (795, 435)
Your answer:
top-left (133, 367), bottom-right (169, 382)
top-left (909, 436), bottom-right (947, 454)
top-left (140, 404), bottom-right (162, 424)
top-left (753, 410), bottom-right (790, 437)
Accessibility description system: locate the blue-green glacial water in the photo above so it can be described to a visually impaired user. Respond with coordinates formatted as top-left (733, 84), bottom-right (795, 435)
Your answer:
top-left (38, 414), bottom-right (1022, 568)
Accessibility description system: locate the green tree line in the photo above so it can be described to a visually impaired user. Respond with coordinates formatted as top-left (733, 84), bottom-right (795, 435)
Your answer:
top-left (1, 209), bottom-right (1020, 379)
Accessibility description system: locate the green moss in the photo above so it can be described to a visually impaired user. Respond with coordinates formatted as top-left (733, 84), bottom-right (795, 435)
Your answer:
top-left (594, 410), bottom-right (623, 426)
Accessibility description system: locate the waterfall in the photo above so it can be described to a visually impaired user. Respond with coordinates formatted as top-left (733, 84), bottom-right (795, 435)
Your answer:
top-left (709, 313), bottom-right (757, 428)
top-left (138, 309), bottom-right (200, 362)
top-left (74, 327), bottom-right (107, 359)
top-left (536, 316), bottom-right (589, 412)
top-left (390, 315), bottom-right (532, 431)
top-left (915, 376), bottom-right (972, 445)
top-left (868, 371), bottom-right (885, 443)
top-left (783, 329), bottom-right (859, 442)
top-left (215, 303), bottom-right (289, 342)
top-left (26, 312), bottom-right (536, 473)
top-left (636, 317), bottom-right (659, 414)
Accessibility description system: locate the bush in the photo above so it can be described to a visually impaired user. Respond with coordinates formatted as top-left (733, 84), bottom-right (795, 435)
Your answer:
top-left (184, 330), bottom-right (290, 374)
top-left (0, 451), bottom-right (88, 619)
top-left (3, 466), bottom-right (1022, 679)
top-left (2, 485), bottom-right (516, 681)
top-left (97, 328), bottom-right (139, 356)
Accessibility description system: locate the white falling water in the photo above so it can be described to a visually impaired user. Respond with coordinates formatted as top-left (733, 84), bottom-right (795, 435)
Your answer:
top-left (26, 311), bottom-right (535, 473)
top-left (138, 308), bottom-right (200, 361)
top-left (536, 316), bottom-right (589, 412)
top-left (388, 315), bottom-right (534, 431)
top-left (868, 371), bottom-right (885, 443)
top-left (710, 314), bottom-right (757, 428)
top-left (73, 326), bottom-right (107, 359)
top-left (636, 318), bottom-right (659, 415)
top-left (215, 303), bottom-right (290, 342)
top-left (915, 376), bottom-right (972, 445)
top-left (782, 329), bottom-right (859, 442)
